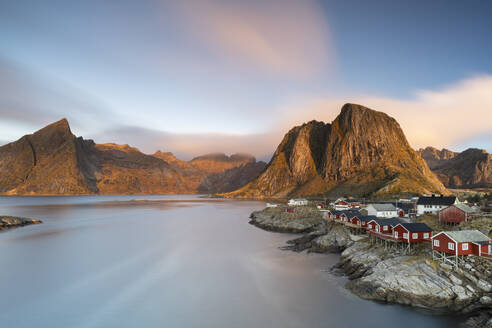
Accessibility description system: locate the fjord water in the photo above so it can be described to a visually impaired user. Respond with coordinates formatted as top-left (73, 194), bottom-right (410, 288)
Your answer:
top-left (0, 196), bottom-right (460, 328)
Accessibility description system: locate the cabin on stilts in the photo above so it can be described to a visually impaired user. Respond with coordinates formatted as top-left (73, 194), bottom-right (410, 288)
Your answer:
top-left (366, 218), bottom-right (404, 249)
top-left (392, 223), bottom-right (433, 253)
top-left (344, 215), bottom-right (376, 234)
top-left (431, 230), bottom-right (491, 267)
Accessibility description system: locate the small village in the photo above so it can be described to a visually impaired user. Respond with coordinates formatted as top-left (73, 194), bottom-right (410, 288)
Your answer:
top-left (268, 194), bottom-right (492, 267)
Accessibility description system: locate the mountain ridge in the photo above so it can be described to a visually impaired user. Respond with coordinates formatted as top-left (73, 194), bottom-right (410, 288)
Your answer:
top-left (0, 119), bottom-right (264, 195)
top-left (418, 146), bottom-right (492, 188)
top-left (226, 103), bottom-right (448, 199)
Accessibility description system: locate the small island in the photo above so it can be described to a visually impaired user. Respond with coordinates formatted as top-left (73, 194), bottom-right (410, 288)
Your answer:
top-left (0, 216), bottom-right (42, 231)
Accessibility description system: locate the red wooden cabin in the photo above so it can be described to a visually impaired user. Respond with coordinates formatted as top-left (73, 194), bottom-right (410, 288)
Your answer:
top-left (432, 230), bottom-right (491, 262)
top-left (472, 241), bottom-right (491, 257)
top-left (393, 223), bottom-right (432, 243)
top-left (439, 204), bottom-right (477, 224)
top-left (367, 218), bottom-right (403, 234)
top-left (350, 215), bottom-right (376, 228)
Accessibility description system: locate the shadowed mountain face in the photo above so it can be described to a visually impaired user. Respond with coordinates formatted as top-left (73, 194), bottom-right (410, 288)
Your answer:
top-left (0, 120), bottom-right (262, 195)
top-left (418, 147), bottom-right (492, 188)
top-left (227, 104), bottom-right (448, 198)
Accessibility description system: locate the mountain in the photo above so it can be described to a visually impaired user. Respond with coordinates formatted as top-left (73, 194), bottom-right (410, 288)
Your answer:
top-left (418, 147), bottom-right (492, 188)
top-left (0, 119), bottom-right (262, 195)
top-left (227, 103), bottom-right (447, 199)
top-left (153, 151), bottom-right (263, 193)
top-left (418, 147), bottom-right (457, 168)
top-left (197, 161), bottom-right (266, 193)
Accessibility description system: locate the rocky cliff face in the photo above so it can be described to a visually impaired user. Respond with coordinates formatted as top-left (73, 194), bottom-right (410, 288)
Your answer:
top-left (197, 161), bottom-right (266, 193)
top-left (0, 119), bottom-right (261, 195)
top-left (418, 147), bottom-right (492, 188)
top-left (228, 104), bottom-right (447, 198)
top-left (0, 119), bottom-right (97, 194)
top-left (418, 147), bottom-right (457, 168)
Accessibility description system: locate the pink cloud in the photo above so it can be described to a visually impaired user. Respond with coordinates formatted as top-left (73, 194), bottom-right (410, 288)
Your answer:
top-left (171, 0), bottom-right (333, 77)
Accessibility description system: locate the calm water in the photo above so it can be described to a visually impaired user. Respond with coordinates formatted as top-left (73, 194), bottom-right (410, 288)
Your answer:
top-left (0, 195), bottom-right (462, 328)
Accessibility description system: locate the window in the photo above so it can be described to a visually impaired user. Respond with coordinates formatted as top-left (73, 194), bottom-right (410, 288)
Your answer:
top-left (383, 226), bottom-right (388, 231)
top-left (434, 240), bottom-right (440, 247)
top-left (423, 233), bottom-right (429, 239)
top-left (462, 243), bottom-right (468, 251)
top-left (403, 233), bottom-right (408, 239)
top-left (412, 233), bottom-right (418, 239)
top-left (394, 231), bottom-right (399, 238)
top-left (376, 226), bottom-right (380, 232)
top-left (448, 242), bottom-right (455, 250)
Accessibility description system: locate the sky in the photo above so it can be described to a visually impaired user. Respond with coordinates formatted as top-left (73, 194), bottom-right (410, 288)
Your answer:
top-left (0, 0), bottom-right (491, 161)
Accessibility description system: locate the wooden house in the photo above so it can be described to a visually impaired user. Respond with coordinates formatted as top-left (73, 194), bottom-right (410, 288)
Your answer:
top-left (367, 218), bottom-right (403, 234)
top-left (339, 210), bottom-right (361, 223)
top-left (366, 203), bottom-right (398, 218)
top-left (350, 215), bottom-right (376, 228)
top-left (439, 204), bottom-right (478, 224)
top-left (288, 198), bottom-right (308, 206)
top-left (431, 230), bottom-right (491, 266)
top-left (417, 195), bottom-right (457, 215)
top-left (393, 223), bottom-right (432, 243)
top-left (334, 198), bottom-right (361, 211)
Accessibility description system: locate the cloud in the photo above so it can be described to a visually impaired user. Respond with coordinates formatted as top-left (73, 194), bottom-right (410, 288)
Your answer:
top-left (278, 75), bottom-right (492, 152)
top-left (90, 125), bottom-right (278, 162)
top-left (0, 56), bottom-right (114, 131)
top-left (84, 75), bottom-right (492, 160)
top-left (170, 0), bottom-right (332, 77)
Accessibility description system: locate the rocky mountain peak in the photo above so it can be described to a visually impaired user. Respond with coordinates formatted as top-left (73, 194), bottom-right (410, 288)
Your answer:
top-left (227, 104), bottom-right (447, 199)
top-left (419, 147), bottom-right (492, 188)
top-left (418, 147), bottom-right (457, 167)
top-left (29, 118), bottom-right (74, 149)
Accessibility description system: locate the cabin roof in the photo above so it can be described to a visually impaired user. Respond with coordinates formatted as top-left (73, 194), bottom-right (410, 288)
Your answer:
top-left (397, 222), bottom-right (433, 232)
top-left (340, 210), bottom-right (361, 217)
top-left (370, 218), bottom-right (403, 227)
top-left (417, 195), bottom-right (456, 206)
top-left (358, 215), bottom-right (377, 222)
top-left (368, 203), bottom-right (397, 211)
top-left (452, 203), bottom-right (478, 214)
top-left (435, 230), bottom-right (490, 243)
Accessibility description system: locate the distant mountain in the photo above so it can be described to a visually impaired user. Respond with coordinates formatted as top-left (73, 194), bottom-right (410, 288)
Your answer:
top-left (153, 150), bottom-right (264, 193)
top-left (227, 104), bottom-right (447, 199)
top-left (418, 147), bottom-right (492, 188)
top-left (197, 161), bottom-right (266, 193)
top-left (0, 119), bottom-right (261, 195)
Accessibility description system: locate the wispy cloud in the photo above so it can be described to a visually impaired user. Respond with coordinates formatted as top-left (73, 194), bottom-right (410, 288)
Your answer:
top-left (0, 56), bottom-right (114, 131)
top-left (170, 0), bottom-right (332, 77)
top-left (90, 125), bottom-right (277, 162)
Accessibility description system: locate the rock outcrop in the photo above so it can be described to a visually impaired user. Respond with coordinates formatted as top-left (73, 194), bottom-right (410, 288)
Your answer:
top-left (228, 104), bottom-right (447, 199)
top-left (0, 216), bottom-right (42, 230)
top-left (0, 119), bottom-right (262, 195)
top-left (248, 206), bottom-right (324, 233)
top-left (337, 241), bottom-right (492, 314)
top-left (418, 147), bottom-right (492, 188)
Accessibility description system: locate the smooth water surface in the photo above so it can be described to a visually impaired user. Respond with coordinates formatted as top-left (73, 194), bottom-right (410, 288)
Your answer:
top-left (0, 195), bottom-right (462, 327)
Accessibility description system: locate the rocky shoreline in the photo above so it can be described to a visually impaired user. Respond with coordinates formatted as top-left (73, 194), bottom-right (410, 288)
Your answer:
top-left (249, 207), bottom-right (492, 327)
top-left (0, 216), bottom-right (42, 231)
